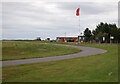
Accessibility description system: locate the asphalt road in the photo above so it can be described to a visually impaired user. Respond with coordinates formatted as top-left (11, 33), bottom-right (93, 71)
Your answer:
top-left (2, 43), bottom-right (107, 67)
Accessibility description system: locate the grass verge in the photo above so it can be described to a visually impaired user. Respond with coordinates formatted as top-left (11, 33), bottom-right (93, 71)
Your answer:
top-left (2, 42), bottom-right (81, 61)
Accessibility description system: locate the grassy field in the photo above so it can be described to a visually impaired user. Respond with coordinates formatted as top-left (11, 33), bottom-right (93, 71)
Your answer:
top-left (2, 42), bottom-right (118, 82)
top-left (2, 42), bottom-right (81, 61)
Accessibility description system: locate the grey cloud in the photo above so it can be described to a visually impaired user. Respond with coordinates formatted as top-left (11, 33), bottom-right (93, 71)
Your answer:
top-left (2, 1), bottom-right (118, 40)
top-left (55, 2), bottom-right (117, 15)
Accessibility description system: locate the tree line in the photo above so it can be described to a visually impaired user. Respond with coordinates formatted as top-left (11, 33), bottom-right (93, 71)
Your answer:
top-left (84, 22), bottom-right (120, 43)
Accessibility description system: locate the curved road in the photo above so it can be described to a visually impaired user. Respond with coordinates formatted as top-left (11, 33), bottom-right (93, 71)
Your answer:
top-left (2, 43), bottom-right (107, 66)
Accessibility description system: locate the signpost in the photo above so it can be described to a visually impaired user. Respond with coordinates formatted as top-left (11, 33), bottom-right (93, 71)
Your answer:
top-left (96, 37), bottom-right (99, 40)
top-left (103, 37), bottom-right (105, 43)
top-left (96, 37), bottom-right (100, 44)
top-left (83, 37), bottom-right (84, 44)
top-left (110, 35), bottom-right (114, 44)
top-left (103, 37), bottom-right (105, 41)
top-left (110, 36), bottom-right (114, 39)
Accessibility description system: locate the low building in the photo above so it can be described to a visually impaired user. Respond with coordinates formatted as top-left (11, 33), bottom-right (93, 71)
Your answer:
top-left (56, 37), bottom-right (77, 42)
top-left (56, 36), bottom-right (85, 42)
top-left (35, 37), bottom-right (41, 41)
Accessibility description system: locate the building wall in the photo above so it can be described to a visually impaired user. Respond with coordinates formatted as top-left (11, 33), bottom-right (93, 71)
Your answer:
top-left (56, 37), bottom-right (78, 42)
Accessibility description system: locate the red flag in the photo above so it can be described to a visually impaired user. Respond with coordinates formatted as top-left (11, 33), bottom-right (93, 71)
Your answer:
top-left (76, 8), bottom-right (80, 16)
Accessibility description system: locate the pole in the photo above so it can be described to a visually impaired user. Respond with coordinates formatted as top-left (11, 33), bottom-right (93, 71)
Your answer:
top-left (79, 7), bottom-right (80, 43)
top-left (65, 32), bottom-right (66, 37)
top-left (65, 32), bottom-right (66, 42)
top-left (79, 12), bottom-right (80, 36)
top-left (110, 34), bottom-right (111, 44)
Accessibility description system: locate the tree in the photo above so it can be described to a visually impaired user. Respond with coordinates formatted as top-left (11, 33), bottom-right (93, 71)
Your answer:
top-left (83, 22), bottom-right (119, 43)
top-left (84, 28), bottom-right (92, 42)
top-left (115, 28), bottom-right (120, 43)
top-left (92, 22), bottom-right (119, 43)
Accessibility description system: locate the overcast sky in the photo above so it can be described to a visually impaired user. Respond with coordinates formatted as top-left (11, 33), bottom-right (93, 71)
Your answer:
top-left (2, 0), bottom-right (119, 40)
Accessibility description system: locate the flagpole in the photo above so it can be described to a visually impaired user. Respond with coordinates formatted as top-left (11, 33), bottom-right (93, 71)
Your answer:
top-left (79, 11), bottom-right (80, 36)
top-left (79, 7), bottom-right (80, 43)
top-left (65, 32), bottom-right (66, 42)
top-left (76, 7), bottom-right (80, 43)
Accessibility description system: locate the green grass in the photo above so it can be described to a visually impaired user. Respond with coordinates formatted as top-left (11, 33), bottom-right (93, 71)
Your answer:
top-left (2, 42), bottom-right (81, 61)
top-left (2, 43), bottom-right (118, 82)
